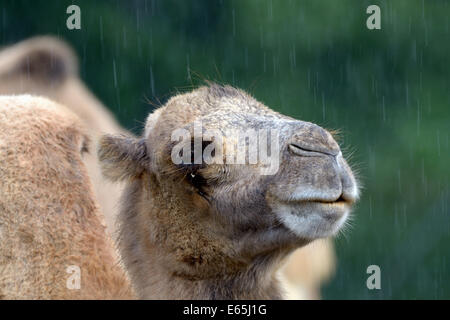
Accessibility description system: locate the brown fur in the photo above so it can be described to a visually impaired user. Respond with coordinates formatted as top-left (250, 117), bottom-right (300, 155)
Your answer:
top-left (0, 37), bottom-right (126, 235)
top-left (0, 96), bottom-right (133, 299)
top-left (0, 36), bottom-right (336, 299)
top-left (277, 239), bottom-right (335, 299)
top-left (99, 84), bottom-right (359, 299)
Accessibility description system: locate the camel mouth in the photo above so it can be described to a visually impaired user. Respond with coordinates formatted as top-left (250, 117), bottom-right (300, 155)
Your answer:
top-left (277, 194), bottom-right (353, 208)
top-left (278, 190), bottom-right (357, 207)
top-left (321, 194), bottom-right (347, 204)
top-left (286, 200), bottom-right (350, 218)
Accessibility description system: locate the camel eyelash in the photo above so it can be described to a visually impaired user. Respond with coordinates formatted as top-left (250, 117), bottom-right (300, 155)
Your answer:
top-left (186, 170), bottom-right (207, 189)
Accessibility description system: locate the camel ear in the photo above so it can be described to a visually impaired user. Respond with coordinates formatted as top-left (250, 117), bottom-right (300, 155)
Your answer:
top-left (98, 135), bottom-right (149, 181)
top-left (0, 36), bottom-right (78, 85)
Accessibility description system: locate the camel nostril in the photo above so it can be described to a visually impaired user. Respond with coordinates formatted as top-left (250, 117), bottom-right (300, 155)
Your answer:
top-left (289, 143), bottom-right (338, 157)
top-left (289, 143), bottom-right (314, 153)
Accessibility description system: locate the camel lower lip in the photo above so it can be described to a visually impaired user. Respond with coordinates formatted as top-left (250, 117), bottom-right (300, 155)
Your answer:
top-left (270, 200), bottom-right (351, 239)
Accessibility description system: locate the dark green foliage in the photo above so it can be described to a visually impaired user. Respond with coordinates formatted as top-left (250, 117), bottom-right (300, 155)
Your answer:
top-left (1, 0), bottom-right (448, 299)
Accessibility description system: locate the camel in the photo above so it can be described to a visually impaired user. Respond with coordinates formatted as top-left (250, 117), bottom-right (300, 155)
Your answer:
top-left (0, 37), bottom-right (336, 299)
top-left (99, 84), bottom-right (359, 299)
top-left (278, 239), bottom-right (335, 299)
top-left (0, 96), bottom-right (133, 299)
top-left (0, 36), bottom-right (126, 236)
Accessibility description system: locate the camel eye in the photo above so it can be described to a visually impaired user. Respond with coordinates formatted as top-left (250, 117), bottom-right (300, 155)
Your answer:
top-left (185, 169), bottom-right (210, 201)
top-left (186, 170), bottom-right (207, 189)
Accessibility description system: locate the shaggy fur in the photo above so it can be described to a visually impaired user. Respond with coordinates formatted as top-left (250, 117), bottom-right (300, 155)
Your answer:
top-left (99, 84), bottom-right (359, 299)
top-left (0, 36), bottom-right (126, 235)
top-left (0, 96), bottom-right (133, 299)
top-left (278, 239), bottom-right (335, 299)
top-left (0, 37), bottom-right (336, 299)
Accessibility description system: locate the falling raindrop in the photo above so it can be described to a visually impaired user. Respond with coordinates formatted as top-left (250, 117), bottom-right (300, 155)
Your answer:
top-left (150, 65), bottom-right (155, 96)
top-left (322, 92), bottom-right (325, 120)
top-left (186, 54), bottom-right (191, 81)
top-left (113, 59), bottom-right (117, 88)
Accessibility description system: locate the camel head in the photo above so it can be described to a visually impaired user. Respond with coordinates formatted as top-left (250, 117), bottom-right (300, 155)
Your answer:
top-left (99, 84), bottom-right (359, 288)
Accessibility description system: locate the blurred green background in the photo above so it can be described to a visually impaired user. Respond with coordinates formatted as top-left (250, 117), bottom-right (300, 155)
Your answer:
top-left (1, 0), bottom-right (448, 299)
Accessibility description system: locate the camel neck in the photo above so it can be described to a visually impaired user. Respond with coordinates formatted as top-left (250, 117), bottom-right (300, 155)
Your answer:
top-left (144, 258), bottom-right (283, 299)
